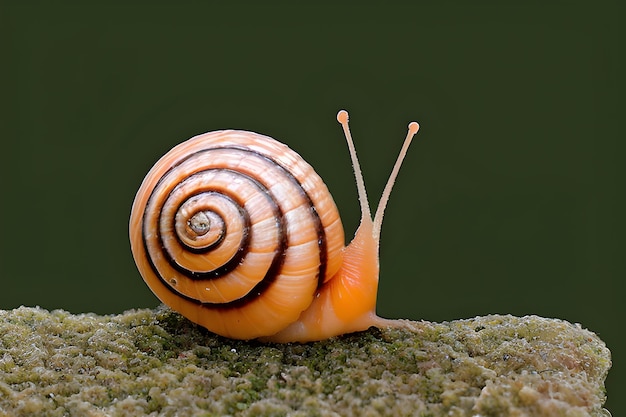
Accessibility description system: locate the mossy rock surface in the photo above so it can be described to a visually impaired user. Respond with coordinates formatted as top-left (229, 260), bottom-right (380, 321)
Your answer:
top-left (0, 306), bottom-right (611, 417)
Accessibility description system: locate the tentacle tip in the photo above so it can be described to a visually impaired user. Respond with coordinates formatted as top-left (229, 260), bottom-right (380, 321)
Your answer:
top-left (337, 110), bottom-right (349, 124)
top-left (408, 121), bottom-right (420, 135)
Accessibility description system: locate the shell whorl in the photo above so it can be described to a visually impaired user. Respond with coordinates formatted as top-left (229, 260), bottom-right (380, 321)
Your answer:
top-left (129, 130), bottom-right (345, 339)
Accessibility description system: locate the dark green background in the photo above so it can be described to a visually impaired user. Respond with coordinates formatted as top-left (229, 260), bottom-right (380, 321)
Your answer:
top-left (1, 2), bottom-right (623, 413)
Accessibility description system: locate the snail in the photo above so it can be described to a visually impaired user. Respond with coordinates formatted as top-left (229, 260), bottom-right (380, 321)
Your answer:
top-left (129, 110), bottom-right (419, 343)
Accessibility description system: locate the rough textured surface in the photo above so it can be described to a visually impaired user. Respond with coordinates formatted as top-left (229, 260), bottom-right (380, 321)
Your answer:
top-left (0, 306), bottom-right (611, 417)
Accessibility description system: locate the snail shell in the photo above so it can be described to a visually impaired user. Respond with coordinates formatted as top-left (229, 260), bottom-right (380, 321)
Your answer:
top-left (129, 110), bottom-right (419, 342)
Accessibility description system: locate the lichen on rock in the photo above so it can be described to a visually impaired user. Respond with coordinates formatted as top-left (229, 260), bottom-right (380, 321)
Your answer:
top-left (0, 306), bottom-right (611, 416)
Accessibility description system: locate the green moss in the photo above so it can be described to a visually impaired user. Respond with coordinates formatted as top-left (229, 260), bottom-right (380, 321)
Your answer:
top-left (0, 306), bottom-right (611, 417)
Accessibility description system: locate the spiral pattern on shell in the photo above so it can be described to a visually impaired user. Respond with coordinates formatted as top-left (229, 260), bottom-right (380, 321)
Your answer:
top-left (129, 130), bottom-right (345, 339)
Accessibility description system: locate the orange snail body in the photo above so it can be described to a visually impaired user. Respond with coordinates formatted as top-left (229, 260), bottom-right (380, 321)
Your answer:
top-left (129, 110), bottom-right (419, 343)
